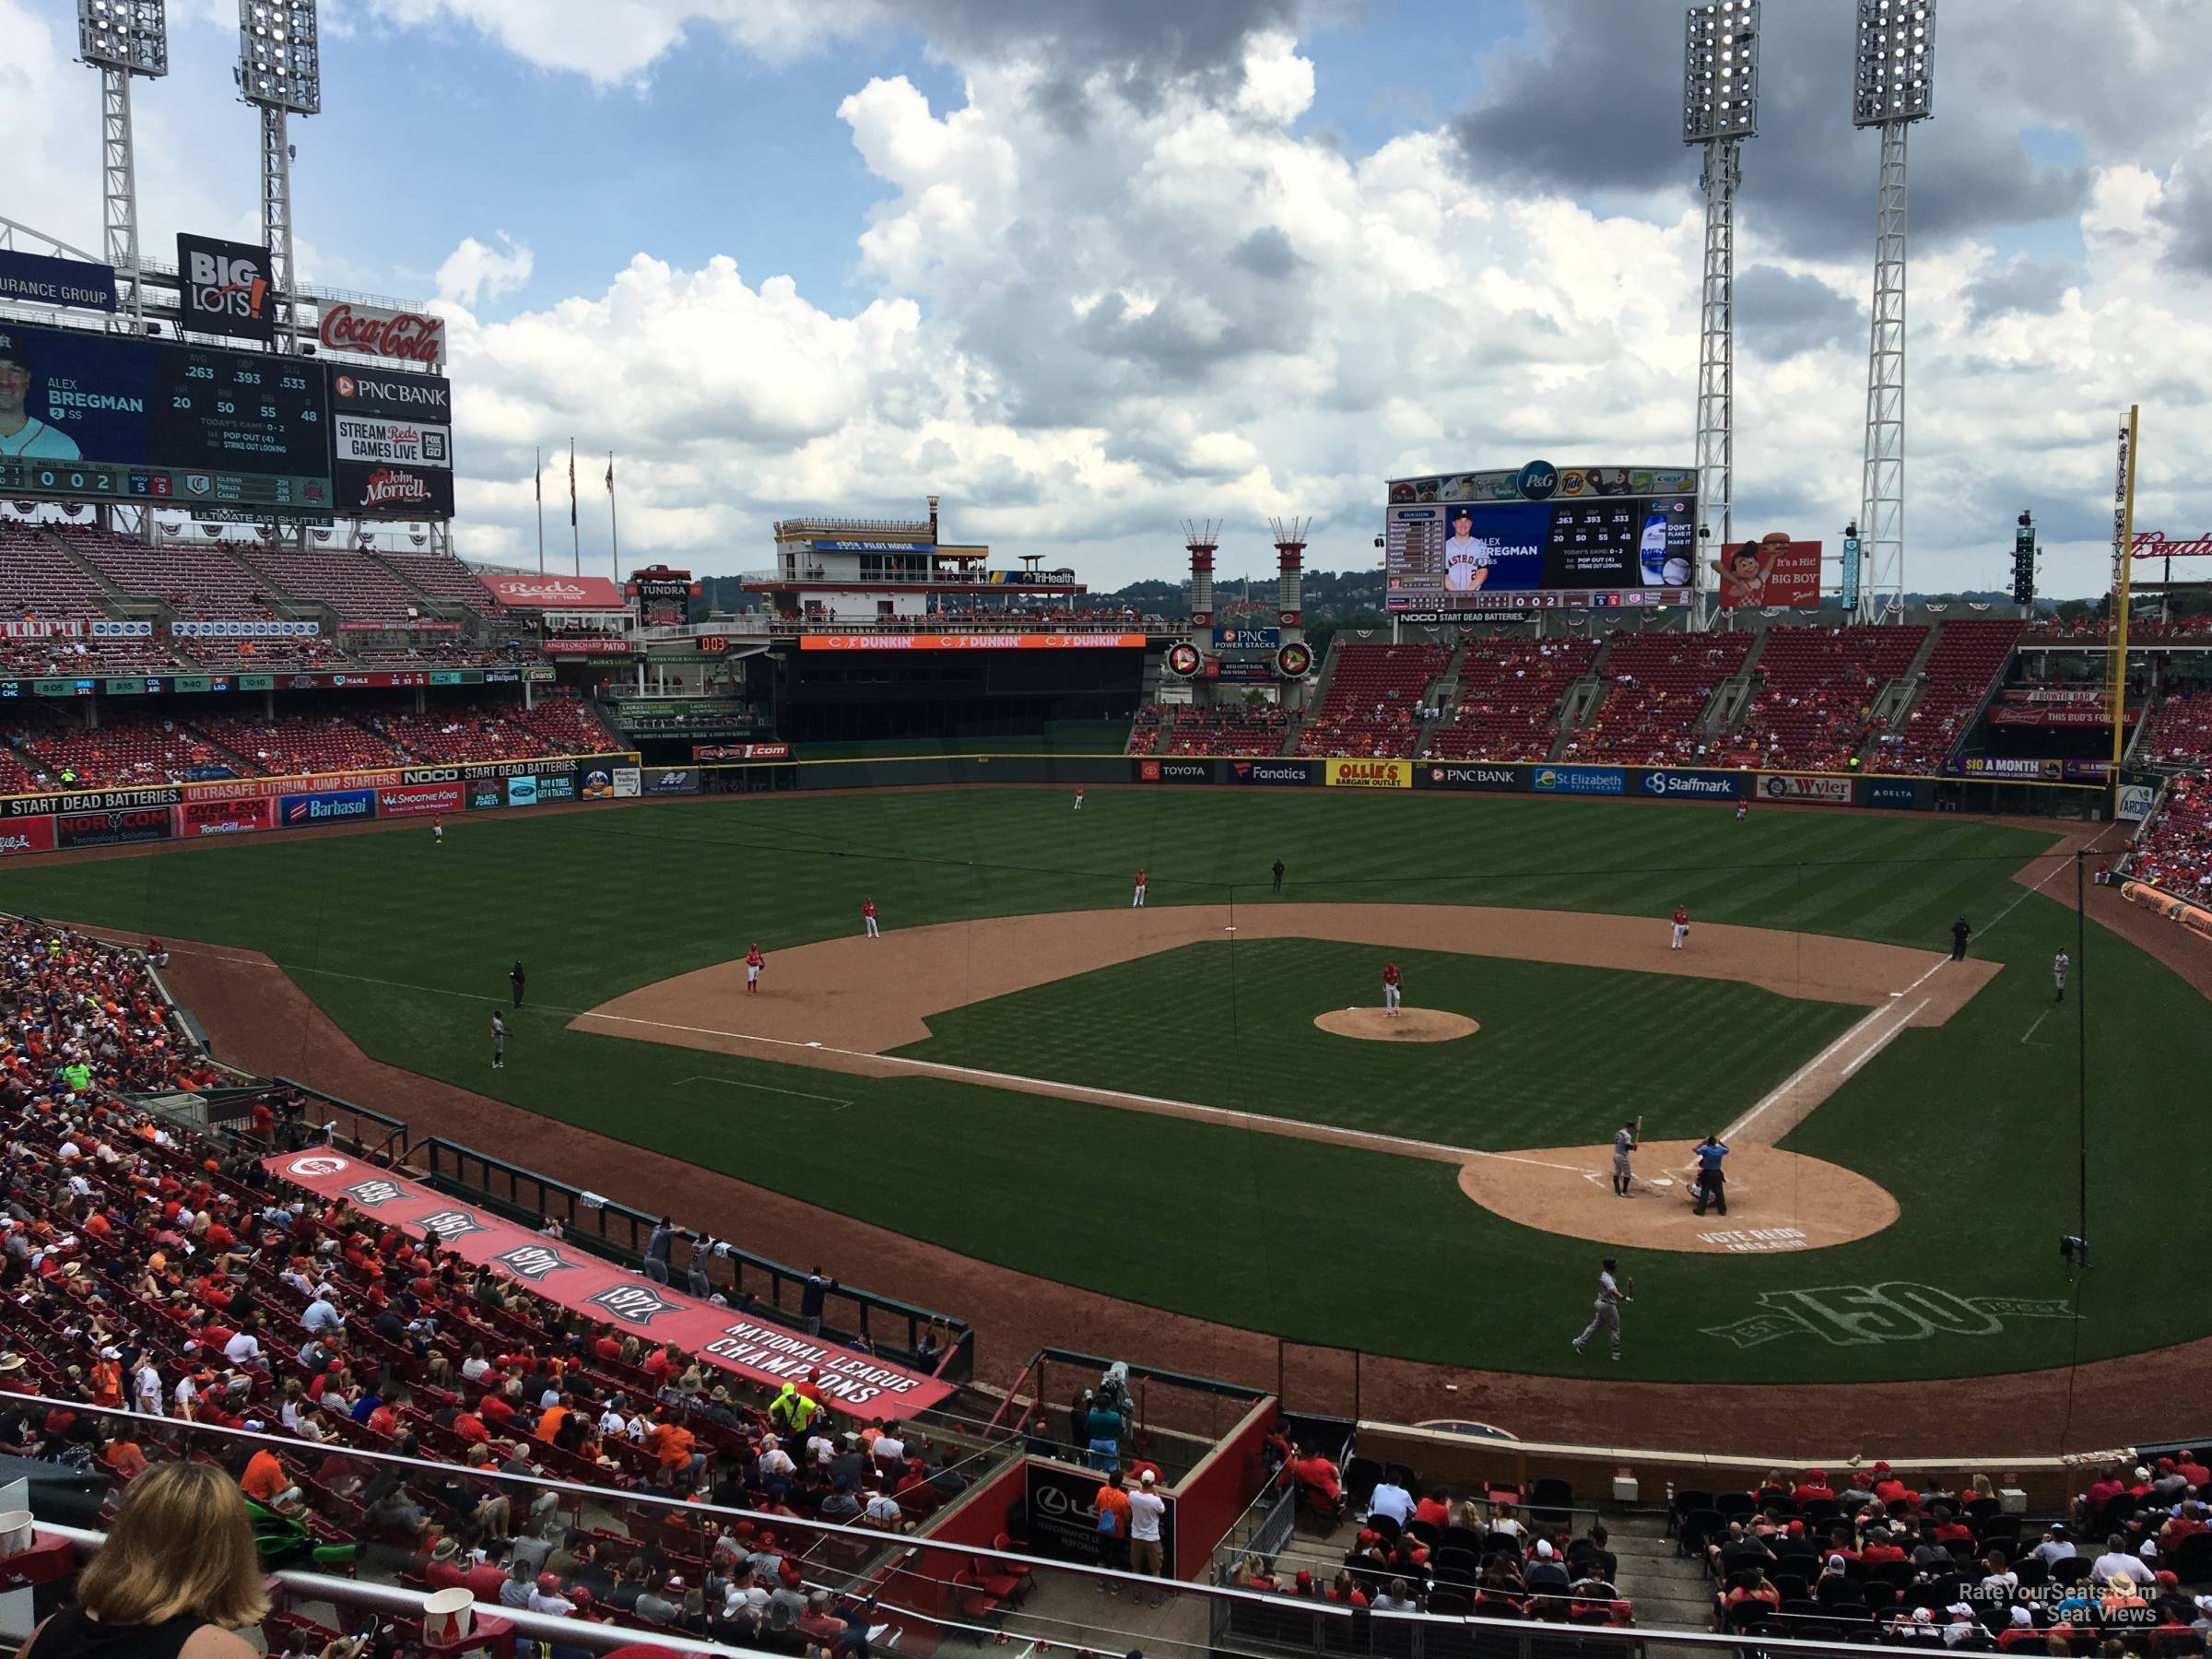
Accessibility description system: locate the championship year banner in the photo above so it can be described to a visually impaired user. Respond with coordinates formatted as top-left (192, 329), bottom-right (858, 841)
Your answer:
top-left (261, 1152), bottom-right (956, 1415)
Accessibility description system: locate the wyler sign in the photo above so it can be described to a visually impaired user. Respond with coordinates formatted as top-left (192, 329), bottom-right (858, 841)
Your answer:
top-left (1324, 758), bottom-right (1411, 789)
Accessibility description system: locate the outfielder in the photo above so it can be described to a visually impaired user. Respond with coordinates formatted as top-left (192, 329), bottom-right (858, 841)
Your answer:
top-left (1075, 788), bottom-right (1085, 812)
top-left (1611, 1118), bottom-right (1638, 1196)
top-left (1670, 905), bottom-right (1689, 951)
top-left (745, 943), bottom-right (765, 994)
top-left (863, 897), bottom-right (880, 939)
top-left (490, 1011), bottom-right (505, 1070)
top-left (1382, 961), bottom-right (1402, 1017)
top-left (2053, 949), bottom-right (2069, 1004)
top-left (1572, 1256), bottom-right (1632, 1360)
top-left (1132, 866), bottom-right (1147, 907)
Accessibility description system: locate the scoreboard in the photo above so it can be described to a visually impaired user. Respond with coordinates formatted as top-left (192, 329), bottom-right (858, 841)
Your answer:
top-left (1384, 462), bottom-right (1699, 616)
top-left (0, 318), bottom-right (449, 519)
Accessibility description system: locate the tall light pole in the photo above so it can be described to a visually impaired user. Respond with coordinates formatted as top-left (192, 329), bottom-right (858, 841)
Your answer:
top-left (236, 0), bottom-right (319, 357)
top-left (1683, 1), bottom-right (1759, 630)
top-left (1851, 0), bottom-right (1936, 622)
top-left (77, 1), bottom-right (168, 335)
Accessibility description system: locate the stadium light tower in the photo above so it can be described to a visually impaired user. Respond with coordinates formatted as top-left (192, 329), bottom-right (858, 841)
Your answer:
top-left (77, 1), bottom-right (169, 334)
top-left (1851, 0), bottom-right (1936, 622)
top-left (236, 0), bottom-right (320, 356)
top-left (1682, 2), bottom-right (1759, 629)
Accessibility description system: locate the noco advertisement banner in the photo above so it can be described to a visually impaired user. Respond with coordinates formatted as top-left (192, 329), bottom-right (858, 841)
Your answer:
top-left (1385, 462), bottom-right (1699, 614)
top-left (0, 317), bottom-right (453, 519)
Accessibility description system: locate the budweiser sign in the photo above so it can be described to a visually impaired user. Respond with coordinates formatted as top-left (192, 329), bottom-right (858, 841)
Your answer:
top-left (318, 301), bottom-right (444, 366)
top-left (2131, 531), bottom-right (2212, 559)
top-left (358, 466), bottom-right (434, 508)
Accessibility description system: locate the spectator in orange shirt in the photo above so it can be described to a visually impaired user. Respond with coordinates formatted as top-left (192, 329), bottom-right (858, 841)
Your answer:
top-left (653, 1418), bottom-right (704, 1478)
top-left (239, 1445), bottom-right (300, 1511)
top-left (1093, 1470), bottom-right (1133, 1594)
top-left (100, 1434), bottom-right (147, 1480)
top-left (537, 1396), bottom-right (571, 1442)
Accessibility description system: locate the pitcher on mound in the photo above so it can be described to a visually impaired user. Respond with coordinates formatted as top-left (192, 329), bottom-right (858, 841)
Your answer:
top-left (1382, 961), bottom-right (1402, 1018)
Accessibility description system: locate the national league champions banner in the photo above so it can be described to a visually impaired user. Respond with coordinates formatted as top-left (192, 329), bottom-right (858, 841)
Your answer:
top-left (264, 1151), bottom-right (954, 1415)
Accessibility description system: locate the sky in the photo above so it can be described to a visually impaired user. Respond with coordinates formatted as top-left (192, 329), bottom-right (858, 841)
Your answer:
top-left (5, 0), bottom-right (2210, 597)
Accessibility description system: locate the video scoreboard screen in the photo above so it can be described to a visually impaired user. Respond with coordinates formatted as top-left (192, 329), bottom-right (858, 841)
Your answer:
top-left (0, 318), bottom-right (452, 519)
top-left (1384, 462), bottom-right (1699, 616)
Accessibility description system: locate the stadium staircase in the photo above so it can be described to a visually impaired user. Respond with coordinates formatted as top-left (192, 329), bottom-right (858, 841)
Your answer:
top-left (1606, 1512), bottom-right (1713, 1635)
top-left (1861, 622), bottom-right (1946, 735)
top-left (1547, 633), bottom-right (1618, 760)
top-left (1408, 636), bottom-right (1469, 756)
top-left (1700, 628), bottom-right (1772, 744)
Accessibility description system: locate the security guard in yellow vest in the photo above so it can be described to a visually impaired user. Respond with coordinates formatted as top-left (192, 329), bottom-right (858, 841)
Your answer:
top-left (771, 1380), bottom-right (819, 1439)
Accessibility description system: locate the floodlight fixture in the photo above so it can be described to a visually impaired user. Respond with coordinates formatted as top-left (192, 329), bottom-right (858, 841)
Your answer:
top-left (78, 0), bottom-right (169, 76)
top-left (1852, 0), bottom-right (1935, 128)
top-left (1682, 0), bottom-right (1759, 144)
top-left (237, 0), bottom-right (321, 114)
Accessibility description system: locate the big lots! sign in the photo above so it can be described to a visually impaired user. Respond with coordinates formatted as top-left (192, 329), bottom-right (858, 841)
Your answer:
top-left (317, 301), bottom-right (444, 366)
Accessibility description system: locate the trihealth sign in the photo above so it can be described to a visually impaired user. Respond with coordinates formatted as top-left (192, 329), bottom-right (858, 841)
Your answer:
top-left (1324, 759), bottom-right (1411, 789)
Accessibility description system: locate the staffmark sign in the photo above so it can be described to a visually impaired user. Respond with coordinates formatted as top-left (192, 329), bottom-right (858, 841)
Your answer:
top-left (1640, 769), bottom-right (1742, 801)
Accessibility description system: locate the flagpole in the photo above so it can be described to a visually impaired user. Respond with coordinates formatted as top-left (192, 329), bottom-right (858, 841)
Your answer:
top-left (569, 438), bottom-right (579, 577)
top-left (607, 452), bottom-right (619, 584)
top-left (534, 445), bottom-right (545, 574)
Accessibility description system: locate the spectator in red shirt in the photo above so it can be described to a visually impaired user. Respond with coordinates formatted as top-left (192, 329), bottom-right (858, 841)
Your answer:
top-left (1792, 1469), bottom-right (1836, 1506)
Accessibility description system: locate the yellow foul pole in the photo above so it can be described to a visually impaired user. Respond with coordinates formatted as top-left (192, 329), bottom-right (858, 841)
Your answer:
top-left (2109, 406), bottom-right (2139, 771)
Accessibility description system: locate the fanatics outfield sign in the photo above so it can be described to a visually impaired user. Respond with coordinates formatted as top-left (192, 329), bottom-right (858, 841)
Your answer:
top-left (261, 1153), bottom-right (956, 1414)
top-left (800, 633), bottom-right (1147, 652)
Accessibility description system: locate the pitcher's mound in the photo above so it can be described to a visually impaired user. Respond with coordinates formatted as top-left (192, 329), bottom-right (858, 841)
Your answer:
top-left (1314, 1007), bottom-right (1480, 1042)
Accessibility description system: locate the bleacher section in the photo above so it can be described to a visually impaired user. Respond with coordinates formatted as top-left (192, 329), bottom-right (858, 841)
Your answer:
top-left (2130, 771), bottom-right (2212, 894)
top-left (1869, 618), bottom-right (2020, 774)
top-left (1126, 703), bottom-right (1166, 754)
top-left (376, 549), bottom-right (506, 616)
top-left (2145, 688), bottom-right (2212, 768)
top-left (195, 712), bottom-right (409, 777)
top-left (1566, 632), bottom-right (1751, 766)
top-left (61, 524), bottom-right (279, 618)
top-left (1163, 703), bottom-right (1289, 756)
top-left (0, 522), bottom-right (109, 617)
top-left (507, 690), bottom-right (622, 754)
top-left (368, 704), bottom-right (559, 763)
top-left (1296, 642), bottom-right (1449, 758)
top-left (230, 543), bottom-right (435, 622)
top-left (1707, 625), bottom-right (1926, 773)
top-left (1427, 638), bottom-right (1599, 761)
top-left (9, 707), bottom-right (239, 788)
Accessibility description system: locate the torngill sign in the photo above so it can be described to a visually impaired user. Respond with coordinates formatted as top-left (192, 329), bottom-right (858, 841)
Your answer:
top-left (317, 301), bottom-right (444, 366)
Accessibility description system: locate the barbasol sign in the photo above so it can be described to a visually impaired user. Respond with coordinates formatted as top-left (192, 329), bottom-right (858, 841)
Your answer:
top-left (278, 789), bottom-right (375, 826)
top-left (1639, 769), bottom-right (1742, 801)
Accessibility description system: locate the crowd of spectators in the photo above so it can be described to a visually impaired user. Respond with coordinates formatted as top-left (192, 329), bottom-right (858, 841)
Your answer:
top-left (2145, 690), bottom-right (2212, 768)
top-left (1688, 1460), bottom-right (2212, 1648)
top-left (3, 919), bottom-right (227, 1097)
top-left (2124, 772), bottom-right (2212, 898)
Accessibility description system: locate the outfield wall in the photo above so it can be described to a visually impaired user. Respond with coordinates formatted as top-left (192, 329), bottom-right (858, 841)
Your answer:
top-left (677, 750), bottom-right (2112, 817)
top-left (0, 749), bottom-right (641, 857)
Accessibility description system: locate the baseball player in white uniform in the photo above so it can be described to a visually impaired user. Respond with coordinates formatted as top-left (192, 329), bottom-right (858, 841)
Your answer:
top-left (1611, 1119), bottom-right (1638, 1196)
top-left (1438, 510), bottom-right (1492, 593)
top-left (1670, 905), bottom-right (1689, 951)
top-left (1382, 961), bottom-right (1402, 1016)
top-left (1572, 1256), bottom-right (1632, 1360)
top-left (1132, 866), bottom-right (1147, 907)
top-left (2053, 949), bottom-right (2069, 1004)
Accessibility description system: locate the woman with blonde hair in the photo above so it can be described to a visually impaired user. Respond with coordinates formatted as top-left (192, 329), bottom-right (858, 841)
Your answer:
top-left (17, 1461), bottom-right (352, 1659)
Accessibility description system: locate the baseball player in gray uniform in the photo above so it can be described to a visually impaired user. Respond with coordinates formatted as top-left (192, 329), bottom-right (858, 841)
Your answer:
top-left (1611, 1119), bottom-right (1639, 1196)
top-left (1572, 1257), bottom-right (1632, 1360)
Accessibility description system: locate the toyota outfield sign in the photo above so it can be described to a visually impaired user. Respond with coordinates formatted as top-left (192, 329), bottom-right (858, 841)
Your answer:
top-left (1639, 768), bottom-right (1743, 801)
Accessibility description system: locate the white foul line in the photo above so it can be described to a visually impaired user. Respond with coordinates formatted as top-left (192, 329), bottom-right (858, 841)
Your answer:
top-left (677, 1075), bottom-right (851, 1107)
top-left (576, 1009), bottom-right (1594, 1175)
top-left (2021, 1010), bottom-right (2050, 1046)
top-left (1841, 998), bottom-right (1927, 1079)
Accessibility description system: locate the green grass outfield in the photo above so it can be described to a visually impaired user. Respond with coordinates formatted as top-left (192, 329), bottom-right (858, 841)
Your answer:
top-left (8, 786), bottom-right (2202, 1384)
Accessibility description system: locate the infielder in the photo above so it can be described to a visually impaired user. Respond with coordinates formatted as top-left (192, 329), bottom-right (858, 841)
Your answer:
top-left (1670, 904), bottom-right (1689, 951)
top-left (1571, 1256), bottom-right (1632, 1360)
top-left (1611, 1118), bottom-right (1638, 1196)
top-left (863, 897), bottom-right (880, 938)
top-left (745, 943), bottom-right (765, 994)
top-left (1382, 961), bottom-right (1402, 1017)
top-left (1132, 866), bottom-right (1147, 907)
top-left (2053, 949), bottom-right (2069, 1003)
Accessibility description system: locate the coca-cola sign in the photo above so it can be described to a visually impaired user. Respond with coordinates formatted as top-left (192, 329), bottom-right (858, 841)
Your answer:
top-left (2131, 531), bottom-right (2212, 559)
top-left (317, 301), bottom-right (445, 366)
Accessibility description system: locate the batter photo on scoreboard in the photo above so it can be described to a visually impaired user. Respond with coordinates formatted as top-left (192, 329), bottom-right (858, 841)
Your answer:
top-left (0, 328), bottom-right (86, 462)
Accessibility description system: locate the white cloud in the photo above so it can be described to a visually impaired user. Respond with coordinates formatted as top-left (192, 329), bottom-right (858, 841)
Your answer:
top-left (363, 0), bottom-right (876, 84)
top-left (436, 233), bottom-right (535, 307)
